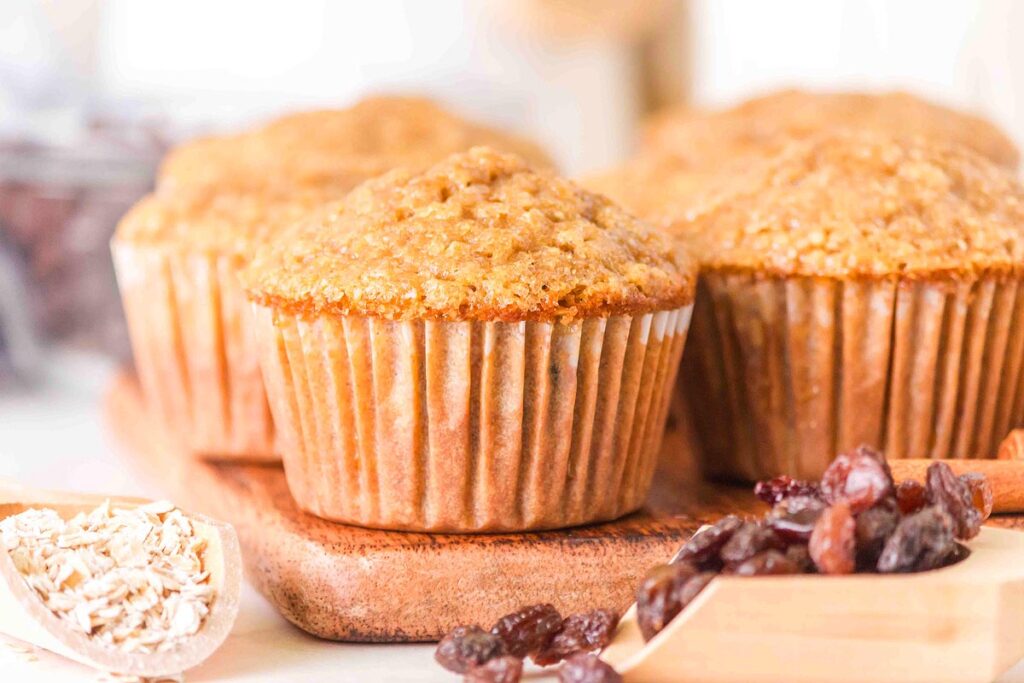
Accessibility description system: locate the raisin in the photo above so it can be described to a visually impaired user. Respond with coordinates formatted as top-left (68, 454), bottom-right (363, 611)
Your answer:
top-left (558, 654), bottom-right (622, 683)
top-left (635, 563), bottom-right (694, 642)
top-left (674, 571), bottom-right (716, 606)
top-left (436, 625), bottom-right (506, 674)
top-left (465, 656), bottom-right (523, 683)
top-left (877, 506), bottom-right (957, 573)
top-left (491, 603), bottom-right (562, 658)
top-left (766, 495), bottom-right (826, 543)
top-left (784, 544), bottom-right (815, 573)
top-left (959, 472), bottom-right (993, 521)
top-left (534, 609), bottom-right (619, 666)
top-left (808, 502), bottom-right (856, 575)
top-left (729, 549), bottom-right (802, 576)
top-left (754, 475), bottom-right (821, 506)
top-left (720, 522), bottom-right (785, 565)
top-left (673, 515), bottom-right (742, 570)
top-left (820, 445), bottom-right (894, 513)
top-left (925, 462), bottom-right (982, 540)
top-left (895, 479), bottom-right (927, 515)
top-left (854, 501), bottom-right (900, 569)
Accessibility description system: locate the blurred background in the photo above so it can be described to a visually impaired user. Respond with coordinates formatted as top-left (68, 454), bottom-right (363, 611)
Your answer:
top-left (1, 0), bottom-right (1022, 483)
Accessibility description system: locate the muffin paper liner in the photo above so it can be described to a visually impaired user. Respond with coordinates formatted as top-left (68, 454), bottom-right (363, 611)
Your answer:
top-left (112, 242), bottom-right (276, 461)
top-left (249, 304), bottom-right (692, 532)
top-left (683, 272), bottom-right (1024, 482)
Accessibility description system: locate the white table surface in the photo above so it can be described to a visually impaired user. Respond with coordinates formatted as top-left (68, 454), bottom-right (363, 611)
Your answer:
top-left (1, 350), bottom-right (1022, 682)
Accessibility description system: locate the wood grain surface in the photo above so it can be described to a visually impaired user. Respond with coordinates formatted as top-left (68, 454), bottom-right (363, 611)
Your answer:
top-left (104, 373), bottom-right (1024, 643)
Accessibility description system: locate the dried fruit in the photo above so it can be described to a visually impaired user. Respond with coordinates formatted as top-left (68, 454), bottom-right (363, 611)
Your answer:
top-left (635, 563), bottom-right (694, 641)
top-left (925, 462), bottom-right (982, 540)
top-left (808, 501), bottom-right (856, 575)
top-left (559, 653), bottom-right (622, 683)
top-left (754, 475), bottom-right (821, 506)
top-left (491, 603), bottom-right (562, 658)
top-left (435, 625), bottom-right (506, 674)
top-left (673, 515), bottom-right (743, 570)
top-left (729, 549), bottom-right (802, 576)
top-left (720, 522), bottom-right (785, 565)
top-left (895, 479), bottom-right (927, 515)
top-left (854, 502), bottom-right (900, 569)
top-left (766, 495), bottom-right (826, 543)
top-left (465, 656), bottom-right (523, 683)
top-left (959, 472), bottom-right (993, 521)
top-left (534, 609), bottom-right (619, 666)
top-left (877, 506), bottom-right (957, 573)
top-left (784, 544), bottom-right (815, 573)
top-left (820, 445), bottom-right (894, 513)
top-left (674, 571), bottom-right (716, 606)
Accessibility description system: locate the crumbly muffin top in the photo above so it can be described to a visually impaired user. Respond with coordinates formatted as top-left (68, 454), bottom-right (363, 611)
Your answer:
top-left (242, 147), bottom-right (697, 322)
top-left (678, 130), bottom-right (1024, 278)
top-left (642, 90), bottom-right (1020, 170)
top-left (157, 96), bottom-right (554, 197)
top-left (582, 154), bottom-right (733, 227)
top-left (114, 183), bottom-right (348, 256)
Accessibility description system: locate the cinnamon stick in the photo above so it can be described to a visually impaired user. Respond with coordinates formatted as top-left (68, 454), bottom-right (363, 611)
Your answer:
top-left (890, 459), bottom-right (1024, 513)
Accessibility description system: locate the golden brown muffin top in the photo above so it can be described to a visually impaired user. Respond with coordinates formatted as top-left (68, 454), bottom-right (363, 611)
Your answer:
top-left (113, 182), bottom-right (349, 256)
top-left (582, 154), bottom-right (732, 228)
top-left (157, 96), bottom-right (554, 197)
top-left (642, 90), bottom-right (1020, 170)
top-left (242, 147), bottom-right (697, 322)
top-left (677, 130), bottom-right (1024, 279)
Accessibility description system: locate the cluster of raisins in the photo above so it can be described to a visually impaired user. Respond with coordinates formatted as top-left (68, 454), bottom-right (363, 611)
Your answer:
top-left (636, 446), bottom-right (992, 642)
top-left (435, 604), bottom-right (621, 682)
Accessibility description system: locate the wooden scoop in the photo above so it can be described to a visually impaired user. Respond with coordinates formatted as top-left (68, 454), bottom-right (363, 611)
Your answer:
top-left (0, 483), bottom-right (242, 678)
top-left (601, 526), bottom-right (1024, 683)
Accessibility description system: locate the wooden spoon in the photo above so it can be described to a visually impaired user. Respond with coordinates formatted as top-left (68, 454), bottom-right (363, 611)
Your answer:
top-left (601, 526), bottom-right (1024, 683)
top-left (0, 482), bottom-right (242, 678)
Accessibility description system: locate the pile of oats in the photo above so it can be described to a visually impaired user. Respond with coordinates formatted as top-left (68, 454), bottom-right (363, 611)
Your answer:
top-left (0, 500), bottom-right (214, 654)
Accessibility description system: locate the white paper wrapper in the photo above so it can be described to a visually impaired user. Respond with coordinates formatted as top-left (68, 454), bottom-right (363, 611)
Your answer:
top-left (112, 242), bottom-right (276, 461)
top-left (683, 272), bottom-right (1024, 481)
top-left (250, 305), bottom-right (693, 532)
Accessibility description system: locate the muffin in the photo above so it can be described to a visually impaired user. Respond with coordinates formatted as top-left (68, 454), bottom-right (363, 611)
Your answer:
top-left (241, 147), bottom-right (697, 532)
top-left (582, 153), bottom-right (733, 228)
top-left (642, 90), bottom-right (1020, 171)
top-left (676, 130), bottom-right (1024, 482)
top-left (113, 98), bottom-right (554, 461)
top-left (157, 96), bottom-right (554, 199)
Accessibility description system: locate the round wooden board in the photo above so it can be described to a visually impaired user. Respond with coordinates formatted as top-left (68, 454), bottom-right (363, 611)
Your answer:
top-left (104, 373), bottom-right (1024, 643)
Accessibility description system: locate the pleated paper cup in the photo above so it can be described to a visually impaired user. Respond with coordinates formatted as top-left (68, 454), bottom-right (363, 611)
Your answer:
top-left (249, 304), bottom-right (692, 532)
top-left (682, 271), bottom-right (1024, 482)
top-left (112, 241), bottom-right (277, 461)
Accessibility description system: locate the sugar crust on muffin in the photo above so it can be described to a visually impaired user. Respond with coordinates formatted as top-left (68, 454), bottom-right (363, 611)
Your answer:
top-left (243, 147), bottom-right (697, 322)
top-left (675, 130), bottom-right (1024, 279)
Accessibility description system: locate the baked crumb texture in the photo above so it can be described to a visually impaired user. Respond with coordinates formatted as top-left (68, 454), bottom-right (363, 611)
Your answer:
top-left (642, 89), bottom-right (1020, 171)
top-left (156, 96), bottom-right (554, 199)
top-left (114, 98), bottom-right (554, 461)
top-left (244, 147), bottom-right (698, 531)
top-left (679, 131), bottom-right (1024, 482)
top-left (243, 147), bottom-right (697, 323)
top-left (678, 130), bottom-right (1024, 278)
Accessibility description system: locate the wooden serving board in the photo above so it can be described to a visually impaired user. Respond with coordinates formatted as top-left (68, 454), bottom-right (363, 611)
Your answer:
top-left (104, 374), bottom-right (1024, 643)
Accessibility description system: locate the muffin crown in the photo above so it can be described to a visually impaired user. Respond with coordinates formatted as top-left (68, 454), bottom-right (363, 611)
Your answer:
top-left (113, 184), bottom-right (346, 257)
top-left (242, 146), bottom-right (697, 322)
top-left (643, 90), bottom-right (1020, 171)
top-left (157, 96), bottom-right (553, 197)
top-left (681, 130), bottom-right (1024, 279)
